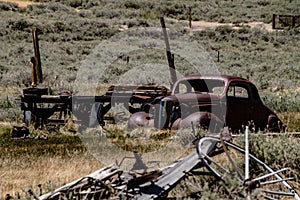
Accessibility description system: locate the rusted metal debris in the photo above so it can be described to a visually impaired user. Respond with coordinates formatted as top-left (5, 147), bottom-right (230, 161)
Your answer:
top-left (11, 125), bottom-right (29, 138)
top-left (11, 125), bottom-right (48, 140)
top-left (31, 133), bottom-right (300, 200)
top-left (36, 151), bottom-right (202, 200)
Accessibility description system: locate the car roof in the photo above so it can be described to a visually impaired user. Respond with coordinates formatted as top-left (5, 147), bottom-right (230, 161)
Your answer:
top-left (176, 74), bottom-right (249, 83)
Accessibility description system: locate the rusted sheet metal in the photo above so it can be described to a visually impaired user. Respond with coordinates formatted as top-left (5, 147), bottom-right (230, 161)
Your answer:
top-left (36, 150), bottom-right (204, 200)
top-left (136, 150), bottom-right (203, 199)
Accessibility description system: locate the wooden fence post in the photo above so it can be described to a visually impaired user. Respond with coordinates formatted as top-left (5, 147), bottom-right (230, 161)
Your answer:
top-left (189, 7), bottom-right (192, 29)
top-left (30, 56), bottom-right (37, 86)
top-left (32, 28), bottom-right (43, 84)
top-left (292, 16), bottom-right (296, 28)
top-left (272, 14), bottom-right (276, 29)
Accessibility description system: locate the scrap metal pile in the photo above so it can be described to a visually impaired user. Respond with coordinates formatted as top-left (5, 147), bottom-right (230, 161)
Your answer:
top-left (37, 151), bottom-right (200, 200)
top-left (33, 130), bottom-right (300, 200)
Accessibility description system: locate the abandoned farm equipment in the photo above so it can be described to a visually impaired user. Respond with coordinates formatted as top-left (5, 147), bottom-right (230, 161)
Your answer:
top-left (33, 128), bottom-right (300, 200)
top-left (20, 85), bottom-right (170, 129)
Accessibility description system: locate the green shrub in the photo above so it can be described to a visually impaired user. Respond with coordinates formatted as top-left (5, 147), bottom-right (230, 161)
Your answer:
top-left (239, 135), bottom-right (300, 172)
top-left (26, 2), bottom-right (74, 15)
top-left (9, 18), bottom-right (31, 31)
top-left (0, 64), bottom-right (8, 80)
top-left (85, 0), bottom-right (100, 8)
top-left (67, 0), bottom-right (83, 8)
top-left (216, 25), bottom-right (234, 35)
top-left (0, 96), bottom-right (13, 109)
top-left (261, 91), bottom-right (300, 113)
top-left (124, 0), bottom-right (141, 9)
top-left (0, 1), bottom-right (19, 11)
top-left (0, 108), bottom-right (21, 122)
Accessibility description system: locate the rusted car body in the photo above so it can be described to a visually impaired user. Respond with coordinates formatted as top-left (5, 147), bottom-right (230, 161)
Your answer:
top-left (129, 74), bottom-right (283, 133)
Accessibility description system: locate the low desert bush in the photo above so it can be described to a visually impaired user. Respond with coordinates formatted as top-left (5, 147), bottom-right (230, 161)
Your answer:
top-left (235, 134), bottom-right (300, 174)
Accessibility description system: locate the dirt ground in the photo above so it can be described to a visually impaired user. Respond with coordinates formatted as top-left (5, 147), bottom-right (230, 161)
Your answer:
top-left (193, 20), bottom-right (273, 31)
top-left (167, 17), bottom-right (273, 32)
top-left (2, 0), bottom-right (37, 8)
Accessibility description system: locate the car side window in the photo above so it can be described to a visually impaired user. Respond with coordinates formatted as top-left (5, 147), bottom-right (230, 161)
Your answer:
top-left (227, 84), bottom-right (249, 99)
top-left (177, 81), bottom-right (193, 93)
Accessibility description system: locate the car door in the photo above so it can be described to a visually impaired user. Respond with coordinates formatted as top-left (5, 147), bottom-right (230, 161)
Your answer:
top-left (225, 81), bottom-right (254, 132)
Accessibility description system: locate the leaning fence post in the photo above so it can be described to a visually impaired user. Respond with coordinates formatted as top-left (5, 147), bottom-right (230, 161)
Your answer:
top-left (32, 28), bottom-right (43, 84)
top-left (160, 16), bottom-right (177, 88)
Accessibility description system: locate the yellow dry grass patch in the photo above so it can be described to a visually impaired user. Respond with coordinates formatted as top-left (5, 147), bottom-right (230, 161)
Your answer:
top-left (0, 155), bottom-right (103, 199)
top-left (278, 112), bottom-right (300, 132)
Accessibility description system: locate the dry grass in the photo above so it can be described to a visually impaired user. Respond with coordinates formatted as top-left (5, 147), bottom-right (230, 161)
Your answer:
top-left (278, 112), bottom-right (300, 132)
top-left (0, 122), bottom-right (103, 199)
top-left (0, 155), bottom-right (103, 199)
top-left (0, 123), bottom-right (189, 199)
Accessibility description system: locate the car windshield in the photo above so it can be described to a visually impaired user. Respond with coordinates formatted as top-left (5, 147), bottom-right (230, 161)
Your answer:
top-left (174, 78), bottom-right (225, 95)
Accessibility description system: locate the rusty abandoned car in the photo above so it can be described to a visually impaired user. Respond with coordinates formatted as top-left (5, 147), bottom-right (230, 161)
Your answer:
top-left (128, 74), bottom-right (284, 133)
